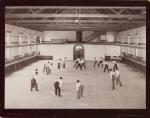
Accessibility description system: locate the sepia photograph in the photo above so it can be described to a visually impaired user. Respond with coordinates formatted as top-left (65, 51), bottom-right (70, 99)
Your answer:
top-left (4, 6), bottom-right (146, 110)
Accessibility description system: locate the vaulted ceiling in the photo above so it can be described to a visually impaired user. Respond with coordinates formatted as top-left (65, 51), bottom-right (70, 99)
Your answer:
top-left (5, 6), bottom-right (146, 32)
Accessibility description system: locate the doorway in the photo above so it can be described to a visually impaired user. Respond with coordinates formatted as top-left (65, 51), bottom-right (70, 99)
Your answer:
top-left (73, 44), bottom-right (84, 60)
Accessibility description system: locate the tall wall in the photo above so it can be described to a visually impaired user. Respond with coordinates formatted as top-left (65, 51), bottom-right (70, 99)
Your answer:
top-left (117, 26), bottom-right (146, 61)
top-left (117, 26), bottom-right (146, 44)
top-left (106, 31), bottom-right (117, 42)
top-left (43, 31), bottom-right (76, 41)
top-left (38, 44), bottom-right (121, 60)
top-left (5, 24), bottom-right (43, 58)
top-left (43, 31), bottom-right (116, 42)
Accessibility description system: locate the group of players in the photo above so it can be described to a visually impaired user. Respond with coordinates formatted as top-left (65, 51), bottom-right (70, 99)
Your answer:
top-left (73, 57), bottom-right (86, 70)
top-left (93, 56), bottom-right (123, 90)
top-left (73, 56), bottom-right (123, 90)
top-left (30, 55), bottom-right (123, 99)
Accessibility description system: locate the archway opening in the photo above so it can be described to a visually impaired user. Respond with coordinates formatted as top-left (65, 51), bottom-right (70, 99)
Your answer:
top-left (73, 44), bottom-right (84, 60)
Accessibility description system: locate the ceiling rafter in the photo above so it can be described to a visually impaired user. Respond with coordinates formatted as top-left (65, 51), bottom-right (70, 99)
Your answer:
top-left (118, 9), bottom-right (125, 14)
top-left (5, 19), bottom-right (145, 24)
top-left (28, 8), bottom-right (45, 14)
top-left (5, 7), bottom-right (146, 32)
top-left (5, 13), bottom-right (145, 18)
top-left (6, 6), bottom-right (145, 9)
top-left (109, 9), bottom-right (120, 14)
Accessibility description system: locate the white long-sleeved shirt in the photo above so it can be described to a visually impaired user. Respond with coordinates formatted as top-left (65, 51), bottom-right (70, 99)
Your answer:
top-left (115, 70), bottom-right (120, 78)
top-left (58, 79), bottom-right (63, 88)
top-left (103, 61), bottom-right (108, 65)
top-left (99, 57), bottom-right (102, 61)
top-left (76, 82), bottom-right (81, 91)
top-left (114, 60), bottom-right (117, 64)
top-left (32, 73), bottom-right (39, 83)
top-left (109, 71), bottom-right (115, 79)
top-left (76, 58), bottom-right (80, 62)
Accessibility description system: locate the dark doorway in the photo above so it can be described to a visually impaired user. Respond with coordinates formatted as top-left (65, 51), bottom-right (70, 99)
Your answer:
top-left (73, 44), bottom-right (84, 60)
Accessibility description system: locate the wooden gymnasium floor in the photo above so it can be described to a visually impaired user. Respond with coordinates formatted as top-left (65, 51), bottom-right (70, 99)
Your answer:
top-left (5, 60), bottom-right (146, 109)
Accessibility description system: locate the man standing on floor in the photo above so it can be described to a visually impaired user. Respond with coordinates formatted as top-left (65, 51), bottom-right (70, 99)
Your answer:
top-left (62, 57), bottom-right (67, 69)
top-left (103, 61), bottom-right (109, 72)
top-left (81, 57), bottom-right (86, 70)
top-left (58, 77), bottom-right (63, 90)
top-left (98, 57), bottom-right (103, 67)
top-left (115, 68), bottom-right (123, 87)
top-left (54, 80), bottom-right (62, 97)
top-left (57, 58), bottom-right (62, 69)
top-left (113, 60), bottom-right (118, 71)
top-left (47, 62), bottom-right (51, 75)
top-left (43, 63), bottom-right (46, 73)
top-left (31, 70), bottom-right (40, 91)
top-left (76, 58), bottom-right (83, 70)
top-left (74, 57), bottom-right (80, 68)
top-left (75, 80), bottom-right (84, 99)
top-left (109, 69), bottom-right (116, 90)
top-left (93, 57), bottom-right (98, 67)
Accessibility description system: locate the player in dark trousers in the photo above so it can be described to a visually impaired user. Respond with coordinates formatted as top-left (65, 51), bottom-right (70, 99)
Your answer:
top-left (31, 71), bottom-right (39, 91)
top-left (47, 62), bottom-right (51, 75)
top-left (109, 69), bottom-right (116, 90)
top-left (75, 80), bottom-right (84, 99)
top-left (74, 57), bottom-right (80, 68)
top-left (54, 81), bottom-right (62, 96)
top-left (43, 63), bottom-right (46, 73)
top-left (76, 58), bottom-right (82, 70)
top-left (81, 57), bottom-right (86, 70)
top-left (115, 69), bottom-right (123, 87)
top-left (103, 61), bottom-right (109, 72)
top-left (57, 63), bottom-right (60, 69)
top-left (113, 60), bottom-right (118, 71)
top-left (98, 57), bottom-right (103, 67)
top-left (62, 57), bottom-right (66, 69)
top-left (31, 78), bottom-right (39, 91)
top-left (93, 57), bottom-right (98, 67)
top-left (57, 58), bottom-right (62, 69)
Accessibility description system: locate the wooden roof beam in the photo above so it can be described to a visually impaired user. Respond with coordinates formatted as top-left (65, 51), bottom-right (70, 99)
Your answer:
top-left (5, 6), bottom-right (145, 9)
top-left (6, 19), bottom-right (145, 24)
top-left (5, 14), bottom-right (146, 18)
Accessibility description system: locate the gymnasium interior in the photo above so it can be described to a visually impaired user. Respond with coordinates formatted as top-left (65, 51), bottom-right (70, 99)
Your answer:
top-left (5, 6), bottom-right (146, 109)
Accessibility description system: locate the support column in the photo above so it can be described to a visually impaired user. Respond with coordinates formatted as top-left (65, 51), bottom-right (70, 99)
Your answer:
top-left (135, 34), bottom-right (139, 56)
top-left (19, 34), bottom-right (22, 55)
top-left (27, 35), bottom-right (31, 53)
top-left (6, 32), bottom-right (11, 58)
top-left (128, 35), bottom-right (130, 44)
top-left (76, 30), bottom-right (82, 43)
top-left (6, 32), bottom-right (10, 44)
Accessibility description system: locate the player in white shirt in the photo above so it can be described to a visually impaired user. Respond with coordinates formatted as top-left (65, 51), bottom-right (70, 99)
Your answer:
top-left (74, 57), bottom-right (80, 68)
top-left (93, 57), bottom-right (98, 67)
top-left (81, 57), bottom-right (86, 70)
top-left (62, 57), bottom-right (67, 69)
top-left (31, 70), bottom-right (39, 91)
top-left (57, 58), bottom-right (62, 69)
top-left (43, 63), bottom-right (46, 73)
top-left (76, 58), bottom-right (83, 70)
top-left (115, 69), bottom-right (123, 87)
top-left (47, 62), bottom-right (51, 75)
top-left (75, 80), bottom-right (84, 99)
top-left (109, 69), bottom-right (116, 90)
top-left (103, 61), bottom-right (109, 72)
top-left (58, 77), bottom-right (63, 89)
top-left (113, 60), bottom-right (118, 71)
top-left (98, 57), bottom-right (103, 67)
